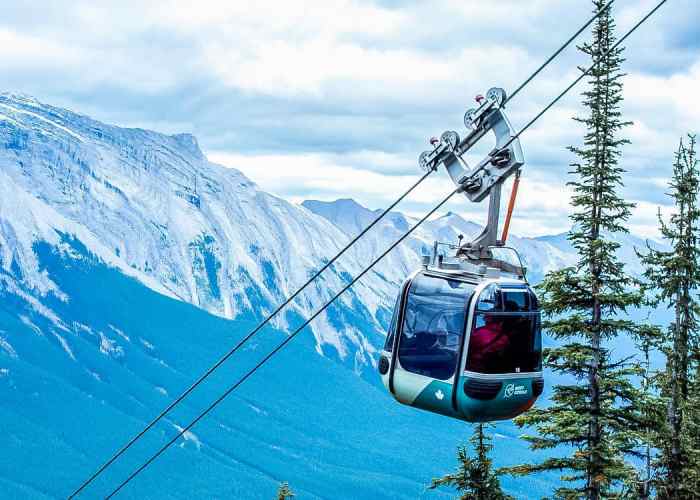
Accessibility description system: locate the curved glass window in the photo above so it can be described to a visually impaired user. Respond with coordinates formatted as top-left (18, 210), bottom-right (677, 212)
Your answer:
top-left (466, 285), bottom-right (542, 374)
top-left (398, 274), bottom-right (474, 380)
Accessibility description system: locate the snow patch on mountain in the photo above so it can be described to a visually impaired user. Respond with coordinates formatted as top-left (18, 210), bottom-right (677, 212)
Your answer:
top-left (0, 335), bottom-right (17, 358)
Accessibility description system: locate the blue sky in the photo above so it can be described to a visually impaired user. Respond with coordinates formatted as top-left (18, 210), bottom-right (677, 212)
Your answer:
top-left (1, 0), bottom-right (698, 238)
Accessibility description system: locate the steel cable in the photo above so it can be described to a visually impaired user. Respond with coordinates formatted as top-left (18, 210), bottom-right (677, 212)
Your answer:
top-left (69, 0), bottom-right (658, 495)
top-left (68, 168), bottom-right (435, 499)
top-left (103, 2), bottom-right (667, 495)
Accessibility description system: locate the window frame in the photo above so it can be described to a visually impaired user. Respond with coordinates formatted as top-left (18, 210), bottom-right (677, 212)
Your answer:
top-left (383, 278), bottom-right (411, 353)
top-left (394, 272), bottom-right (475, 381)
top-left (461, 280), bottom-right (543, 377)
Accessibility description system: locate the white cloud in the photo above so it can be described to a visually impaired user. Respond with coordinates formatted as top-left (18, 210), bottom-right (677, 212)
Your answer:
top-left (0, 28), bottom-right (82, 69)
top-left (207, 151), bottom-right (418, 200)
top-left (626, 60), bottom-right (700, 129)
top-left (1, 0), bottom-right (697, 241)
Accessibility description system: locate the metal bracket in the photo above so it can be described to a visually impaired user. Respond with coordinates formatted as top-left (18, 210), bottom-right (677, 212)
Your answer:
top-left (418, 87), bottom-right (525, 260)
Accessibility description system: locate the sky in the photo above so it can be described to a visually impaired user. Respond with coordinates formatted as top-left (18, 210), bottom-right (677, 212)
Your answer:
top-left (1, 0), bottom-right (698, 239)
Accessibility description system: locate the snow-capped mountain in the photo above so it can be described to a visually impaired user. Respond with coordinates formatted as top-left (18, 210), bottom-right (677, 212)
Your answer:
top-left (0, 93), bottom-right (404, 370)
top-left (0, 94), bottom-right (657, 499)
top-left (301, 200), bottom-right (638, 285)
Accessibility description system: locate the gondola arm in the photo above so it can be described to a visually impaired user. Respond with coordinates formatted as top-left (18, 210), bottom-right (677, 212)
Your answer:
top-left (418, 87), bottom-right (525, 261)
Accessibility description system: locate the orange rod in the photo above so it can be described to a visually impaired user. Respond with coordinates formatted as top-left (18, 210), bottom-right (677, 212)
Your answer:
top-left (501, 170), bottom-right (521, 243)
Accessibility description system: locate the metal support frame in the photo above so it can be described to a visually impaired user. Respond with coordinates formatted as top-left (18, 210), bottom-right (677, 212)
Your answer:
top-left (418, 87), bottom-right (524, 262)
top-left (459, 183), bottom-right (501, 260)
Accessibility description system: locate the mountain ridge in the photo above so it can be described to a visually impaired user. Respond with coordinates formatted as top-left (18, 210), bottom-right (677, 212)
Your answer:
top-left (0, 92), bottom-right (657, 370)
top-left (0, 93), bottom-right (396, 368)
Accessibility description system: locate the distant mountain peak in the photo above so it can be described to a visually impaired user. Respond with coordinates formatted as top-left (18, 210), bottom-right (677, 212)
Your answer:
top-left (1, 92), bottom-right (207, 165)
top-left (0, 91), bottom-right (40, 104)
top-left (171, 133), bottom-right (205, 160)
top-left (439, 210), bottom-right (469, 221)
top-left (303, 198), bottom-right (368, 212)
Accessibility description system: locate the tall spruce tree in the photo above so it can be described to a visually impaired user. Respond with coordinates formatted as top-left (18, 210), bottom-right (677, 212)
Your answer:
top-left (685, 363), bottom-right (700, 492)
top-left (430, 423), bottom-right (513, 500)
top-left (638, 135), bottom-right (700, 499)
top-left (501, 2), bottom-right (646, 498)
top-left (622, 321), bottom-right (664, 499)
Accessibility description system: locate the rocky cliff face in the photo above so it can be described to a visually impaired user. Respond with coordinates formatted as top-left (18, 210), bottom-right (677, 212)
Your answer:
top-left (0, 93), bottom-right (398, 369)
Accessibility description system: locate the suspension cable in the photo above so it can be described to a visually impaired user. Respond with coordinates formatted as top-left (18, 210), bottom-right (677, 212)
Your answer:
top-left (104, 187), bottom-right (462, 499)
top-left (69, 2), bottom-right (639, 496)
top-left (101, 3), bottom-right (668, 495)
top-left (501, 0), bottom-right (668, 152)
top-left (68, 168), bottom-right (435, 499)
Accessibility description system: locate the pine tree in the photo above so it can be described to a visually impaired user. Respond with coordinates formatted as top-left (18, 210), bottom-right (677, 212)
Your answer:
top-left (685, 364), bottom-right (700, 491)
top-left (622, 322), bottom-right (664, 499)
top-left (430, 423), bottom-right (513, 500)
top-left (276, 481), bottom-right (295, 500)
top-left (638, 135), bottom-right (700, 499)
top-left (501, 2), bottom-right (647, 498)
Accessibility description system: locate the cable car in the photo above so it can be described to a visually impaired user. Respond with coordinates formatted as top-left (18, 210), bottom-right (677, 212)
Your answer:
top-left (377, 249), bottom-right (543, 422)
top-left (377, 87), bottom-right (543, 421)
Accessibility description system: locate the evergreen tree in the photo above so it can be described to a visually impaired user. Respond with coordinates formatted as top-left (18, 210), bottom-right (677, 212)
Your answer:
top-left (276, 481), bottom-right (295, 500)
top-left (685, 364), bottom-right (700, 491)
top-left (622, 322), bottom-right (664, 499)
top-left (501, 2), bottom-right (647, 497)
top-left (638, 135), bottom-right (700, 499)
top-left (430, 423), bottom-right (513, 500)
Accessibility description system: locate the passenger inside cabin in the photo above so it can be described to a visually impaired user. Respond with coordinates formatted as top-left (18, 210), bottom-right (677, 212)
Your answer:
top-left (468, 314), bottom-right (511, 373)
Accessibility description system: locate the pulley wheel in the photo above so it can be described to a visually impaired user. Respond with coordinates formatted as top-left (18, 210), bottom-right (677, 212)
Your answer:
top-left (486, 87), bottom-right (507, 106)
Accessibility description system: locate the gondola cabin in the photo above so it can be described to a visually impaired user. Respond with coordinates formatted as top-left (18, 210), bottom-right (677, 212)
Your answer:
top-left (378, 249), bottom-right (543, 422)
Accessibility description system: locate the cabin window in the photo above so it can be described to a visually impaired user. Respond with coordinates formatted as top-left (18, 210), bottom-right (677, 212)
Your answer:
top-left (466, 286), bottom-right (542, 374)
top-left (398, 274), bottom-right (474, 380)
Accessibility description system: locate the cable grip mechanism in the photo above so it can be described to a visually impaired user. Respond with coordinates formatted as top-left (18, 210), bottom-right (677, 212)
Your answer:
top-left (418, 87), bottom-right (525, 260)
top-left (418, 87), bottom-right (524, 203)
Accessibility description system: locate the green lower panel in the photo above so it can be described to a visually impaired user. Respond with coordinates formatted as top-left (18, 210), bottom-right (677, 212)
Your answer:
top-left (409, 376), bottom-right (541, 423)
top-left (456, 375), bottom-right (539, 422)
top-left (411, 380), bottom-right (462, 419)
